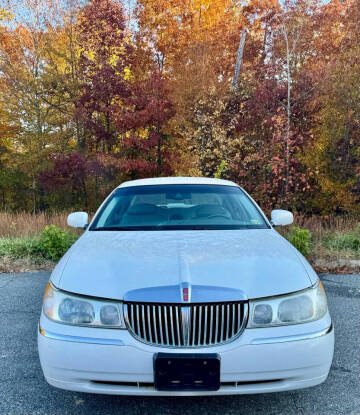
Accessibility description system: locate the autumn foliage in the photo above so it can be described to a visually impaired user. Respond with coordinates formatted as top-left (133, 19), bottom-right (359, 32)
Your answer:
top-left (0, 0), bottom-right (359, 214)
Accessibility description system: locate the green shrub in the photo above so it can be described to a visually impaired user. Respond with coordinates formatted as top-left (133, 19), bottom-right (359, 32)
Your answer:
top-left (0, 225), bottom-right (78, 263)
top-left (0, 237), bottom-right (40, 259)
top-left (214, 160), bottom-right (228, 179)
top-left (286, 226), bottom-right (312, 257)
top-left (323, 233), bottom-right (360, 252)
top-left (35, 225), bottom-right (78, 261)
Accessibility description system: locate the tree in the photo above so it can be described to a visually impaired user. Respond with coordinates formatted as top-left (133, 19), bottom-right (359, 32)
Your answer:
top-left (302, 0), bottom-right (360, 213)
top-left (75, 0), bottom-right (133, 153)
top-left (0, 0), bottom-right (359, 215)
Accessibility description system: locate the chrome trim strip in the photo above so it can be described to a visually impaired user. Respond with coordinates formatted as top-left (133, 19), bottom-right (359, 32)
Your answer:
top-left (198, 305), bottom-right (202, 345)
top-left (214, 305), bottom-right (219, 343)
top-left (136, 304), bottom-right (140, 335)
top-left (209, 305), bottom-right (214, 344)
top-left (169, 306), bottom-right (175, 345)
top-left (192, 305), bottom-right (197, 345)
top-left (231, 303), bottom-right (235, 337)
top-left (141, 304), bottom-right (146, 341)
top-left (250, 323), bottom-right (333, 345)
top-left (175, 305), bottom-right (180, 345)
top-left (39, 325), bottom-right (125, 346)
top-left (124, 284), bottom-right (247, 304)
top-left (147, 305), bottom-right (153, 343)
top-left (158, 306), bottom-right (164, 344)
top-left (204, 305), bottom-right (208, 344)
top-left (163, 305), bottom-right (169, 345)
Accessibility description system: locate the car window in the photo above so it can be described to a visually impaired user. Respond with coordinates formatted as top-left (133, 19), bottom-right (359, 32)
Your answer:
top-left (90, 184), bottom-right (269, 231)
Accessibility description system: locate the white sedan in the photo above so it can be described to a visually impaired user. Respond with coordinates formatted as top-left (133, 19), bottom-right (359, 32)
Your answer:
top-left (38, 177), bottom-right (334, 395)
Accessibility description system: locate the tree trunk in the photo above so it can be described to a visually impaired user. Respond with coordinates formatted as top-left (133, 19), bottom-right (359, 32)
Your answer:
top-left (32, 177), bottom-right (37, 214)
top-left (232, 30), bottom-right (247, 90)
top-left (282, 24), bottom-right (291, 203)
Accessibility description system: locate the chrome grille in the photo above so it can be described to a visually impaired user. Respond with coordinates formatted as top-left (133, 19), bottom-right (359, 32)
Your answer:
top-left (124, 302), bottom-right (248, 347)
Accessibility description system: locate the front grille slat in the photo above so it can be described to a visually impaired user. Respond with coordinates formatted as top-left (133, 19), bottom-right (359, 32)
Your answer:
top-left (158, 306), bottom-right (164, 344)
top-left (152, 305), bottom-right (158, 344)
top-left (191, 306), bottom-right (197, 346)
top-left (175, 306), bottom-right (181, 346)
top-left (214, 305), bottom-right (219, 343)
top-left (226, 303), bottom-right (230, 340)
top-left (209, 305), bottom-right (214, 345)
top-left (169, 306), bottom-right (175, 346)
top-left (136, 304), bottom-right (140, 336)
top-left (221, 305), bottom-right (225, 342)
top-left (125, 301), bottom-right (247, 348)
top-left (163, 305), bottom-right (169, 345)
top-left (141, 305), bottom-right (147, 341)
top-left (197, 306), bottom-right (202, 346)
top-left (147, 305), bottom-right (153, 343)
top-left (232, 303), bottom-right (236, 337)
top-left (203, 305), bottom-right (208, 345)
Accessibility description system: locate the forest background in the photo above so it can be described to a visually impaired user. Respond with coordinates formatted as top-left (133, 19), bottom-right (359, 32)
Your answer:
top-left (0, 0), bottom-right (359, 271)
top-left (1, 0), bottom-right (359, 214)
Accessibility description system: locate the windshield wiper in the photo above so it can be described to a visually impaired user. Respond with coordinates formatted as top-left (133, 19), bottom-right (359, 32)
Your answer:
top-left (91, 225), bottom-right (210, 231)
top-left (91, 225), bottom-right (265, 231)
top-left (92, 226), bottom-right (140, 231)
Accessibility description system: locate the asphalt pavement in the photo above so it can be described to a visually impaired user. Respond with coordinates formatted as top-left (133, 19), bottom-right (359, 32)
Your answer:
top-left (0, 271), bottom-right (359, 415)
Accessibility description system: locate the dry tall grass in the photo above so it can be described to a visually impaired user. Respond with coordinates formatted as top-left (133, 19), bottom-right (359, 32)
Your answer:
top-left (0, 211), bottom-right (359, 273)
top-left (293, 214), bottom-right (359, 234)
top-left (0, 211), bottom-right (71, 238)
top-left (0, 211), bottom-right (358, 238)
top-left (291, 214), bottom-right (360, 261)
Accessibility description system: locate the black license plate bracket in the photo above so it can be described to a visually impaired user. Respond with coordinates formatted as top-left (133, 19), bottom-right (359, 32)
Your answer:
top-left (154, 353), bottom-right (220, 391)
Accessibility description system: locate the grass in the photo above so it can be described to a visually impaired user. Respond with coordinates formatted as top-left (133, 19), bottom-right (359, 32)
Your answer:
top-left (0, 211), bottom-right (359, 273)
top-left (0, 237), bottom-right (40, 258)
top-left (288, 214), bottom-right (360, 261)
top-left (279, 214), bottom-right (360, 273)
top-left (0, 236), bottom-right (55, 272)
top-left (0, 213), bottom-right (81, 272)
top-left (0, 211), bottom-right (71, 238)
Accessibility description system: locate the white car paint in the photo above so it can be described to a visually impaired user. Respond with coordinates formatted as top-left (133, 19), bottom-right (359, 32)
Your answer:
top-left (67, 211), bottom-right (88, 228)
top-left (271, 209), bottom-right (294, 226)
top-left (38, 177), bottom-right (334, 395)
top-left (51, 229), bottom-right (316, 300)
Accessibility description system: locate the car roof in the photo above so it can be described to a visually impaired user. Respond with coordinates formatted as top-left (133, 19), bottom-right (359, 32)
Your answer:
top-left (117, 177), bottom-right (238, 188)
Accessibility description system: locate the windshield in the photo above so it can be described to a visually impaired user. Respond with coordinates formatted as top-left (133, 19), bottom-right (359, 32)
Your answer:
top-left (90, 184), bottom-right (269, 231)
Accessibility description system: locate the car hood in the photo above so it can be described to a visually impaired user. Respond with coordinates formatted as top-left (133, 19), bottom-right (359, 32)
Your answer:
top-left (53, 229), bottom-right (314, 300)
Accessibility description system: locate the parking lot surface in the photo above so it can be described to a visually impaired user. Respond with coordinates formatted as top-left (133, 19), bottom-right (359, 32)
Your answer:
top-left (0, 271), bottom-right (359, 415)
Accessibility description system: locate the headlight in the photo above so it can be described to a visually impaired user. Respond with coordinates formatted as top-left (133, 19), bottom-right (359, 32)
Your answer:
top-left (248, 282), bottom-right (328, 328)
top-left (43, 283), bottom-right (126, 328)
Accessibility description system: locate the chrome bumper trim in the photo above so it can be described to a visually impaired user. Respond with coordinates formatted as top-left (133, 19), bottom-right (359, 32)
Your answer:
top-left (38, 325), bottom-right (124, 346)
top-left (250, 323), bottom-right (333, 345)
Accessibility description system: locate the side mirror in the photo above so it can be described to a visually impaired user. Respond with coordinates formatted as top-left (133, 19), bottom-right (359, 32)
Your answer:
top-left (271, 209), bottom-right (293, 227)
top-left (67, 212), bottom-right (89, 229)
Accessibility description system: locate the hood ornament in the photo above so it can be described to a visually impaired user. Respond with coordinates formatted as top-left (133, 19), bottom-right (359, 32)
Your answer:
top-left (181, 282), bottom-right (191, 303)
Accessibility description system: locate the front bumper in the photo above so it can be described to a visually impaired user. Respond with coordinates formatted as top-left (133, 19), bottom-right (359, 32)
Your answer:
top-left (38, 312), bottom-right (334, 396)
